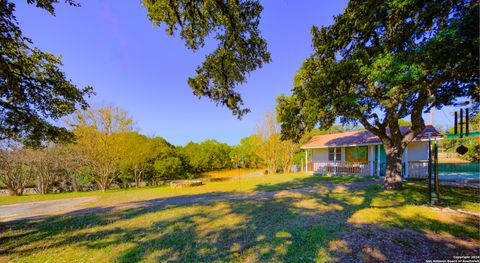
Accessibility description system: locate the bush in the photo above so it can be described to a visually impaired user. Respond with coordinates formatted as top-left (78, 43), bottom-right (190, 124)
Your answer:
top-left (154, 156), bottom-right (185, 180)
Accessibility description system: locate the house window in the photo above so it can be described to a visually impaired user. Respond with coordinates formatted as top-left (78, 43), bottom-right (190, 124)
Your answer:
top-left (328, 148), bottom-right (341, 161)
top-left (345, 146), bottom-right (368, 163)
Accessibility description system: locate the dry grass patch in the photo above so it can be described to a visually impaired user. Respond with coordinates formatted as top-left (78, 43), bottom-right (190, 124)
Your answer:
top-left (203, 168), bottom-right (262, 178)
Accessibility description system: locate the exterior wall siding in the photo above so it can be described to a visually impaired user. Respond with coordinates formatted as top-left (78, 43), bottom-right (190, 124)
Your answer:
top-left (407, 141), bottom-right (428, 161)
top-left (313, 148), bottom-right (329, 162)
top-left (311, 141), bottom-right (428, 163)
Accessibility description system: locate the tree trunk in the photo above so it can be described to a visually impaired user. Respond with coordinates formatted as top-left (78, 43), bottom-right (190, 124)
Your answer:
top-left (384, 146), bottom-right (405, 190)
top-left (134, 169), bottom-right (143, 188)
top-left (268, 161), bottom-right (277, 174)
top-left (97, 181), bottom-right (106, 192)
top-left (36, 178), bottom-right (48, 194)
top-left (282, 163), bottom-right (291, 174)
top-left (95, 174), bottom-right (109, 192)
top-left (71, 173), bottom-right (79, 192)
top-left (6, 186), bottom-right (21, 196)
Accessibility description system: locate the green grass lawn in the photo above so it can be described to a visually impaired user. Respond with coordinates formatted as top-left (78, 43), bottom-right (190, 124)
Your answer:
top-left (0, 174), bottom-right (478, 262)
top-left (0, 173), bottom-right (371, 207)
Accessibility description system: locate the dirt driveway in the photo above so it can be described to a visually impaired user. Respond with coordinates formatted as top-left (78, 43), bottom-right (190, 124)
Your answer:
top-left (0, 196), bottom-right (99, 222)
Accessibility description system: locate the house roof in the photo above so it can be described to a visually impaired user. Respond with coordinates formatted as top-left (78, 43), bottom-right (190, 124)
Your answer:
top-left (301, 125), bottom-right (442, 149)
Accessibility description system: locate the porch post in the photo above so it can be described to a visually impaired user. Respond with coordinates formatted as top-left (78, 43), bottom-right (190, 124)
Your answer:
top-left (377, 145), bottom-right (381, 177)
top-left (405, 145), bottom-right (409, 178)
top-left (369, 146), bottom-right (374, 176)
top-left (305, 150), bottom-right (308, 173)
top-left (333, 148), bottom-right (337, 175)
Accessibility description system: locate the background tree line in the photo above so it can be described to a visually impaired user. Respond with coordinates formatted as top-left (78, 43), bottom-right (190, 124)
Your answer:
top-left (0, 106), bottom-right (302, 196)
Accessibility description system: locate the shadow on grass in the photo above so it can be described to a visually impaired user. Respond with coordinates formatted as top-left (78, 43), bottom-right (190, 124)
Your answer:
top-left (255, 174), bottom-right (377, 192)
top-left (402, 180), bottom-right (480, 210)
top-left (0, 180), bottom-right (478, 262)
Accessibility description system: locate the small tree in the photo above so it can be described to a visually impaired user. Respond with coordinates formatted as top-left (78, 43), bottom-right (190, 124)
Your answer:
top-left (67, 106), bottom-right (134, 191)
top-left (31, 146), bottom-right (61, 194)
top-left (0, 142), bottom-right (33, 196)
top-left (119, 133), bottom-right (154, 187)
top-left (57, 145), bottom-right (89, 192)
top-left (231, 135), bottom-right (262, 168)
top-left (255, 111), bottom-right (281, 174)
top-left (279, 140), bottom-right (298, 174)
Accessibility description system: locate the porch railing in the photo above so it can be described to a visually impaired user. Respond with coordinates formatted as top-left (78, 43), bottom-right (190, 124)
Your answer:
top-left (312, 161), bottom-right (372, 176)
top-left (310, 160), bottom-right (430, 178)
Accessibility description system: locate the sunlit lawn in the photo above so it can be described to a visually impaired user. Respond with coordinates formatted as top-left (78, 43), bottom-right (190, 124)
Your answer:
top-left (0, 174), bottom-right (479, 262)
top-left (0, 173), bottom-right (370, 207)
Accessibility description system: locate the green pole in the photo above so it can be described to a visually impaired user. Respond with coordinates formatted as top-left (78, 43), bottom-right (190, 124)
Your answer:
top-left (428, 134), bottom-right (432, 204)
top-left (434, 140), bottom-right (440, 199)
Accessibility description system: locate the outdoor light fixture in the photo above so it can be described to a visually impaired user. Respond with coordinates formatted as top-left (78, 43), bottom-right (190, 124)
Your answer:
top-left (453, 108), bottom-right (470, 155)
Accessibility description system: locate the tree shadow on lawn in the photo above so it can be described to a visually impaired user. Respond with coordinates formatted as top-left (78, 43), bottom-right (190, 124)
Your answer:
top-left (0, 180), bottom-right (478, 262)
top-left (255, 175), bottom-right (378, 192)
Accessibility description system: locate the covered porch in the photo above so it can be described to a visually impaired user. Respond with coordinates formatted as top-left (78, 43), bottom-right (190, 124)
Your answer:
top-left (304, 143), bottom-right (430, 178)
top-left (301, 126), bottom-right (441, 178)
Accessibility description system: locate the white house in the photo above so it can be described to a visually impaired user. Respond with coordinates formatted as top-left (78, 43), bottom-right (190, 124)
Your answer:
top-left (301, 125), bottom-right (443, 178)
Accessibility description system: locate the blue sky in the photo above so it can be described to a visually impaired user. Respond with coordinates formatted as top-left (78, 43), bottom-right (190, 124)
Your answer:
top-left (14, 0), bottom-right (456, 145)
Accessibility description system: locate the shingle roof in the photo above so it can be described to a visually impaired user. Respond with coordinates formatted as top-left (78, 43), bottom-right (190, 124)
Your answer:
top-left (301, 125), bottom-right (442, 148)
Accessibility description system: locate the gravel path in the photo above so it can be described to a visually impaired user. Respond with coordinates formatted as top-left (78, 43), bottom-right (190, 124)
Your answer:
top-left (0, 180), bottom-right (380, 222)
top-left (0, 196), bottom-right (99, 222)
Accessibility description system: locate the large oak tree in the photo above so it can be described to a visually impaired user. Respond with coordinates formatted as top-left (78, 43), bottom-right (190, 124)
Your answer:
top-left (0, 0), bottom-right (92, 146)
top-left (2, 0), bottom-right (270, 148)
top-left (142, 0), bottom-right (271, 118)
top-left (277, 0), bottom-right (478, 190)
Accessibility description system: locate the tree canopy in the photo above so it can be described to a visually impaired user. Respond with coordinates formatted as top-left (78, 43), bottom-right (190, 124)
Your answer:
top-left (180, 139), bottom-right (232, 174)
top-left (277, 0), bottom-right (479, 189)
top-left (230, 135), bottom-right (262, 168)
top-left (0, 0), bottom-right (92, 146)
top-left (142, 0), bottom-right (271, 118)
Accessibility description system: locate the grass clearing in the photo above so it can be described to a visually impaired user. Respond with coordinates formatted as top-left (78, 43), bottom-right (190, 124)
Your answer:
top-left (0, 174), bottom-right (478, 262)
top-left (0, 173), bottom-right (372, 207)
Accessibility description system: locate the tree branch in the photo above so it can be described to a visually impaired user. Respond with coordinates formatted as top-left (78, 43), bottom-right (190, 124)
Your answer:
top-left (402, 90), bottom-right (430, 146)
